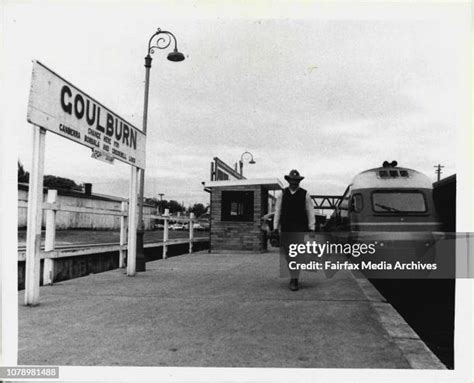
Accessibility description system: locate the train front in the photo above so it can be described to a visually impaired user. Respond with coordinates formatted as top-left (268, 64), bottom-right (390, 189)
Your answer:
top-left (340, 162), bottom-right (445, 277)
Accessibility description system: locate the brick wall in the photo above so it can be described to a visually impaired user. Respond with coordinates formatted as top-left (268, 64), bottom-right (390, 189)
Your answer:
top-left (210, 185), bottom-right (267, 252)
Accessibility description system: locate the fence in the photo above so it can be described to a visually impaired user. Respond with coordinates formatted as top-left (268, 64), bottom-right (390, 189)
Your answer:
top-left (17, 185), bottom-right (155, 230)
top-left (18, 189), bottom-right (209, 286)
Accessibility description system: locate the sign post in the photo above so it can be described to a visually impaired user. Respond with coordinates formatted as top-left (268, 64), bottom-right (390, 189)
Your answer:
top-left (24, 126), bottom-right (46, 306)
top-left (25, 61), bottom-right (146, 304)
top-left (127, 166), bottom-right (139, 276)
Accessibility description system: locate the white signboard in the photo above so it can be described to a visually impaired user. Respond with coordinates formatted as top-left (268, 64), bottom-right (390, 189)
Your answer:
top-left (91, 148), bottom-right (115, 164)
top-left (27, 60), bottom-right (146, 169)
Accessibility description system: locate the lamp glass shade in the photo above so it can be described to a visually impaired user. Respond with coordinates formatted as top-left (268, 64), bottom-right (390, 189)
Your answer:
top-left (167, 50), bottom-right (185, 62)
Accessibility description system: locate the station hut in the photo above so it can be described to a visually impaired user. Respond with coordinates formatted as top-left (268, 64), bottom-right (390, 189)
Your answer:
top-left (204, 179), bottom-right (283, 253)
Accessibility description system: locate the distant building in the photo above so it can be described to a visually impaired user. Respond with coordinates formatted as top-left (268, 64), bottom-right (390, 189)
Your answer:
top-left (18, 183), bottom-right (155, 230)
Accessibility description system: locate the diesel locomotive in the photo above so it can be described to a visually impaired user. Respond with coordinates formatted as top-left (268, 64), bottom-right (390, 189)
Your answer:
top-left (325, 161), bottom-right (442, 233)
top-left (324, 161), bottom-right (445, 265)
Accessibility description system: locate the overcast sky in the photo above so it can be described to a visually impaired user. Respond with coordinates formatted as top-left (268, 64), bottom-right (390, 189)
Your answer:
top-left (2, 1), bottom-right (470, 206)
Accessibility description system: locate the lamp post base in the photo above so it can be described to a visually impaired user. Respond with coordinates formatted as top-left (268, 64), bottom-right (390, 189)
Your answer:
top-left (136, 229), bottom-right (146, 272)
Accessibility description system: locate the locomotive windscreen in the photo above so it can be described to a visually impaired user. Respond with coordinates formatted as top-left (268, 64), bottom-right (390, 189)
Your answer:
top-left (372, 191), bottom-right (426, 213)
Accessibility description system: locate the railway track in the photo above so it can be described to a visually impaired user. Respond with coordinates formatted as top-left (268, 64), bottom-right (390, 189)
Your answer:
top-left (18, 242), bottom-right (119, 252)
top-left (17, 237), bottom-right (208, 252)
top-left (17, 237), bottom-right (209, 262)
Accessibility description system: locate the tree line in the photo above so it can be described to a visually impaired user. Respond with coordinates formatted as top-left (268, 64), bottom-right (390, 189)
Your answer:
top-left (143, 197), bottom-right (207, 217)
top-left (18, 161), bottom-right (82, 190)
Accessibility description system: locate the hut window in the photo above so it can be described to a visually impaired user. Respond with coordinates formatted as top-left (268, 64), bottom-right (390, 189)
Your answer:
top-left (221, 191), bottom-right (254, 221)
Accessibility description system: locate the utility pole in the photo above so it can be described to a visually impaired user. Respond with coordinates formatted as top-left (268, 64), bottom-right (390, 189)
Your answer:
top-left (434, 164), bottom-right (444, 182)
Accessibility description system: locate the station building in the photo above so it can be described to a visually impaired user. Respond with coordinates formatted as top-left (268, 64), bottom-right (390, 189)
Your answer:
top-left (204, 178), bottom-right (283, 253)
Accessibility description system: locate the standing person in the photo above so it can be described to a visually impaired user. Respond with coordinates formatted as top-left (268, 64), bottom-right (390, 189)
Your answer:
top-left (273, 169), bottom-right (315, 291)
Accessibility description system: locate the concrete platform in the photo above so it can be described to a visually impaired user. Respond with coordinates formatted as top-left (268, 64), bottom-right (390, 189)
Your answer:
top-left (18, 250), bottom-right (445, 368)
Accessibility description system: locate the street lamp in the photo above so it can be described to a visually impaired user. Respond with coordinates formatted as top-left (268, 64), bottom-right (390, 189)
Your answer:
top-left (239, 151), bottom-right (256, 176)
top-left (136, 28), bottom-right (185, 272)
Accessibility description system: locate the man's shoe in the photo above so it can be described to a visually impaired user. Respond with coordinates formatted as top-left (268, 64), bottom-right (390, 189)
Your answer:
top-left (289, 278), bottom-right (299, 291)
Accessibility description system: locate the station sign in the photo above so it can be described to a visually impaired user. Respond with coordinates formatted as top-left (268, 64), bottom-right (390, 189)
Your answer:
top-left (27, 60), bottom-right (146, 169)
top-left (211, 157), bottom-right (245, 181)
top-left (91, 148), bottom-right (115, 164)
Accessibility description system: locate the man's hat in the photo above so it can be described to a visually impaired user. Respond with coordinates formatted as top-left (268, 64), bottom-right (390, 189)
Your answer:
top-left (284, 169), bottom-right (304, 182)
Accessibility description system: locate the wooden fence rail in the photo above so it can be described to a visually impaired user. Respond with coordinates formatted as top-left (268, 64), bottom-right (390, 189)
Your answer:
top-left (20, 190), bottom-right (208, 287)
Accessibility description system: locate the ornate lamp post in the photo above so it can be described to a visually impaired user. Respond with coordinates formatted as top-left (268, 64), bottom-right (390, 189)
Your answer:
top-left (239, 151), bottom-right (256, 176)
top-left (136, 28), bottom-right (185, 272)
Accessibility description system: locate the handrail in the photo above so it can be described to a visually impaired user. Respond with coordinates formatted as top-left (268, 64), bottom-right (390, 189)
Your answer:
top-left (19, 189), bottom-right (208, 291)
top-left (17, 237), bottom-right (209, 261)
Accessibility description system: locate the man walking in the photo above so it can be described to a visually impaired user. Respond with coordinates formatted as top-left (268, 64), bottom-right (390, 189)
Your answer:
top-left (273, 169), bottom-right (315, 291)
